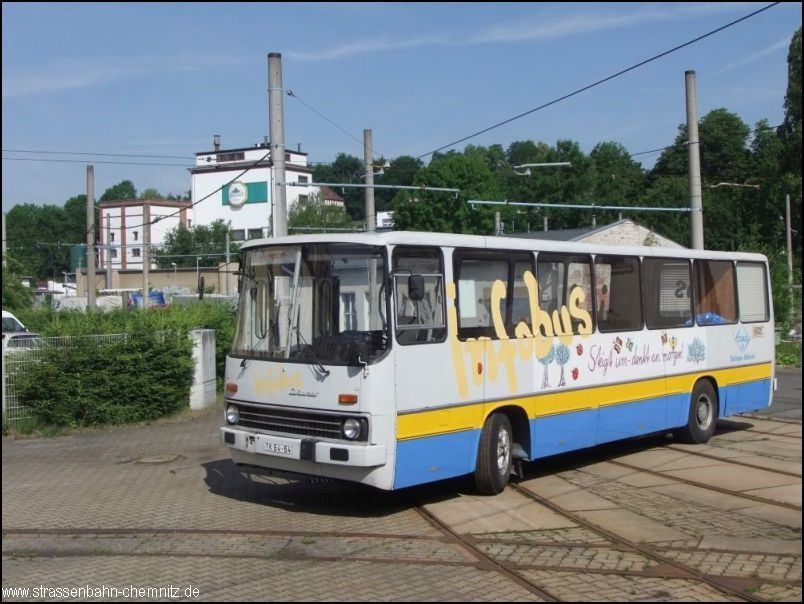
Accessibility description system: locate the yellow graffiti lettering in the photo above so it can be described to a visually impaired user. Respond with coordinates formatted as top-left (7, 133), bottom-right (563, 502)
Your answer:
top-left (252, 367), bottom-right (304, 396)
top-left (448, 269), bottom-right (593, 397)
top-left (523, 271), bottom-right (554, 359)
top-left (569, 286), bottom-right (593, 335)
top-left (446, 282), bottom-right (469, 399)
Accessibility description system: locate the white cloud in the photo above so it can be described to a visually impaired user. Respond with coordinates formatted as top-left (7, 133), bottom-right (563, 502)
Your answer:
top-left (3, 53), bottom-right (248, 97)
top-left (710, 37), bottom-right (791, 77)
top-left (287, 3), bottom-right (763, 61)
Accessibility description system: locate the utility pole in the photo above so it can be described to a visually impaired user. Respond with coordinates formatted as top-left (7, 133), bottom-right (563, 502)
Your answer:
top-left (268, 52), bottom-right (287, 237)
top-left (786, 193), bottom-right (794, 324)
top-left (105, 213), bottom-right (112, 289)
top-left (2, 212), bottom-right (6, 268)
top-left (364, 129), bottom-right (376, 232)
top-left (143, 203), bottom-right (150, 309)
top-left (685, 70), bottom-right (704, 249)
top-left (225, 228), bottom-right (231, 295)
top-left (86, 165), bottom-right (96, 310)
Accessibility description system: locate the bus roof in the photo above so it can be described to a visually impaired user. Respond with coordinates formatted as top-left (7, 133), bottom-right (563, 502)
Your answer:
top-left (238, 231), bottom-right (768, 263)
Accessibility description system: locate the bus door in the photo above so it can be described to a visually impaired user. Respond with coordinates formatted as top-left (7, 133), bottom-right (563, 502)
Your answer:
top-left (391, 247), bottom-right (465, 487)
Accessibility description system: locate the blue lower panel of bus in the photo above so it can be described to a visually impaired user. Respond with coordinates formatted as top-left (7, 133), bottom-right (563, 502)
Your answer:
top-left (722, 378), bottom-right (772, 416)
top-left (530, 408), bottom-right (597, 458)
top-left (596, 396), bottom-right (667, 447)
top-left (395, 429), bottom-right (480, 489)
top-left (394, 377), bottom-right (772, 489)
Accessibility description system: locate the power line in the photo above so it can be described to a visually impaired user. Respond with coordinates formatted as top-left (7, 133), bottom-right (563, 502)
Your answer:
top-left (287, 89), bottom-right (387, 160)
top-left (415, 2), bottom-right (781, 160)
top-left (2, 157), bottom-right (192, 167)
top-left (2, 148), bottom-right (195, 160)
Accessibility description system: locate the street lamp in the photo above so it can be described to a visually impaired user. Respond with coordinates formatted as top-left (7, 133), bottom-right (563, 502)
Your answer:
top-left (509, 162), bottom-right (573, 232)
top-left (513, 162), bottom-right (572, 176)
top-left (171, 262), bottom-right (177, 282)
top-left (196, 257), bottom-right (200, 290)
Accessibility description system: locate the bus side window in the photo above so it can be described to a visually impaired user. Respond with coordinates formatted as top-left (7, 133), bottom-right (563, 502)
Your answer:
top-left (393, 247), bottom-right (446, 345)
top-left (537, 253), bottom-right (595, 334)
top-left (644, 258), bottom-right (693, 329)
top-left (595, 255), bottom-right (643, 332)
top-left (736, 262), bottom-right (770, 323)
top-left (694, 259), bottom-right (737, 325)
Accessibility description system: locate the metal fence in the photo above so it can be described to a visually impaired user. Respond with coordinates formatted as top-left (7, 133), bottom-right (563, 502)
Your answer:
top-left (2, 333), bottom-right (127, 425)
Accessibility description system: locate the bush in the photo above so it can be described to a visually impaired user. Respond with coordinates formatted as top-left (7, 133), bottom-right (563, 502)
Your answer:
top-left (12, 303), bottom-right (235, 428)
top-left (16, 330), bottom-right (193, 428)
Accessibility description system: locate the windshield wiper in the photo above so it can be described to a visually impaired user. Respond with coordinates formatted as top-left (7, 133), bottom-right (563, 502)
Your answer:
top-left (294, 328), bottom-right (330, 378)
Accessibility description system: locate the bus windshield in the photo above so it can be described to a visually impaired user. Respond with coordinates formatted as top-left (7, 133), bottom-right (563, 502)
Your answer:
top-left (232, 243), bottom-right (389, 366)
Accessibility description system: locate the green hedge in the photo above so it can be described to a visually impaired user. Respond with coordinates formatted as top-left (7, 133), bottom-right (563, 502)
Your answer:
top-left (13, 303), bottom-right (236, 427)
top-left (17, 329), bottom-right (193, 427)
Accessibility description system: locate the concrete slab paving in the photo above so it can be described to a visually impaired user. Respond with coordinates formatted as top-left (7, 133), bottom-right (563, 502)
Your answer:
top-left (698, 535), bottom-right (802, 555)
top-left (648, 483), bottom-right (760, 511)
top-left (518, 476), bottom-right (619, 512)
top-left (744, 483), bottom-right (803, 506)
top-left (732, 503), bottom-right (804, 530)
top-left (423, 489), bottom-right (577, 535)
top-left (573, 508), bottom-right (690, 543)
top-left (660, 464), bottom-right (800, 493)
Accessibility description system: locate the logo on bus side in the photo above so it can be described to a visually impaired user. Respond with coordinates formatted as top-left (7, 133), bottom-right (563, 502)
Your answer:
top-left (448, 271), bottom-right (593, 398)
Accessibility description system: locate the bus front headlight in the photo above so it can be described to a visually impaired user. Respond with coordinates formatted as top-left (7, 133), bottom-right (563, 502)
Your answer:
top-left (342, 418), bottom-right (362, 440)
top-left (226, 405), bottom-right (240, 424)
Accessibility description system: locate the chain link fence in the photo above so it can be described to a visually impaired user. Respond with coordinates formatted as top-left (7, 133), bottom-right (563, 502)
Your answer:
top-left (2, 334), bottom-right (127, 426)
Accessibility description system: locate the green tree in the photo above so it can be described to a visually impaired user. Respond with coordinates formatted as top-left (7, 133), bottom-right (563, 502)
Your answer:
top-left (100, 180), bottom-right (137, 202)
top-left (2, 256), bottom-right (34, 310)
top-left (392, 151), bottom-right (501, 234)
top-left (312, 154), bottom-right (364, 220)
top-left (288, 193), bottom-right (355, 231)
top-left (141, 188), bottom-right (163, 199)
top-left (588, 142), bottom-right (645, 225)
top-left (155, 220), bottom-right (238, 268)
top-left (373, 155), bottom-right (423, 211)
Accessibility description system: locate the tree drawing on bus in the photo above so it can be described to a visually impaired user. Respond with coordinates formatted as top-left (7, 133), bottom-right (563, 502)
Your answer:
top-left (687, 337), bottom-right (706, 364)
top-left (539, 345), bottom-right (556, 389)
top-left (555, 344), bottom-right (571, 387)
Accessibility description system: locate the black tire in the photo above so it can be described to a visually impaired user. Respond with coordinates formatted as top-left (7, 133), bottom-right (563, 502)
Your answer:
top-left (676, 380), bottom-right (718, 444)
top-left (474, 413), bottom-right (513, 495)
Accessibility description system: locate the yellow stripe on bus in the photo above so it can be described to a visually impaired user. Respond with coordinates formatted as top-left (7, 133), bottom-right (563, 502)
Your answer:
top-left (397, 363), bottom-right (773, 441)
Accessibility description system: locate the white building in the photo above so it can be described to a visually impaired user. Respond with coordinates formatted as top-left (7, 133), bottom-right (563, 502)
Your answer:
top-left (98, 198), bottom-right (191, 271)
top-left (189, 138), bottom-right (314, 242)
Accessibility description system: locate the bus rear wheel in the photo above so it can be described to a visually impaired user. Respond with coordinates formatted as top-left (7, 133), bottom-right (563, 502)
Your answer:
top-left (676, 380), bottom-right (718, 444)
top-left (474, 413), bottom-right (513, 495)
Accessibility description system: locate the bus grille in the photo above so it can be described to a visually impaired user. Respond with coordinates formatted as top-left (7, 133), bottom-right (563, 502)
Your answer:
top-left (236, 404), bottom-right (344, 440)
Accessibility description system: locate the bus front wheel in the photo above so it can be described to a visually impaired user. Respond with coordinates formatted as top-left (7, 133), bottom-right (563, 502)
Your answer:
top-left (474, 413), bottom-right (513, 495)
top-left (676, 380), bottom-right (718, 444)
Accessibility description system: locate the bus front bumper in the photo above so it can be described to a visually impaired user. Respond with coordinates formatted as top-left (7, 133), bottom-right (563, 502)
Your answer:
top-left (220, 427), bottom-right (387, 467)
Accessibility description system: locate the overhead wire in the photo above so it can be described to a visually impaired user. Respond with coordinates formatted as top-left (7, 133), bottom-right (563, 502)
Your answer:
top-left (414, 2), bottom-right (782, 160)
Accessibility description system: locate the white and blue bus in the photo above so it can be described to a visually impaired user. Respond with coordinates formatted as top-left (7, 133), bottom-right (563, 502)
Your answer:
top-left (220, 231), bottom-right (775, 494)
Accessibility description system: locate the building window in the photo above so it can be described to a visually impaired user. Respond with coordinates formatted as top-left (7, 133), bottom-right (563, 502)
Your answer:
top-left (133, 231), bottom-right (139, 241)
top-left (110, 232), bottom-right (115, 242)
top-left (132, 248), bottom-right (141, 258)
top-left (248, 228), bottom-right (263, 240)
top-left (298, 195), bottom-right (309, 204)
top-left (111, 249), bottom-right (118, 259)
top-left (298, 175), bottom-right (309, 184)
top-left (187, 219), bottom-right (192, 228)
top-left (231, 229), bottom-right (245, 241)
top-left (340, 293), bottom-right (357, 331)
top-left (216, 152), bottom-right (245, 163)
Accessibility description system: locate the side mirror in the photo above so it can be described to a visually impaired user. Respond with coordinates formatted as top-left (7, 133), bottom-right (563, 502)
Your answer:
top-left (408, 275), bottom-right (425, 302)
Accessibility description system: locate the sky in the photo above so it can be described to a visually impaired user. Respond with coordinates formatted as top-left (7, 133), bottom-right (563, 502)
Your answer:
top-left (2, 2), bottom-right (801, 212)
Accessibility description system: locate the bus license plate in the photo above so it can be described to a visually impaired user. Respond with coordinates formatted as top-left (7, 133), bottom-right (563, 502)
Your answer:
top-left (262, 439), bottom-right (298, 458)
